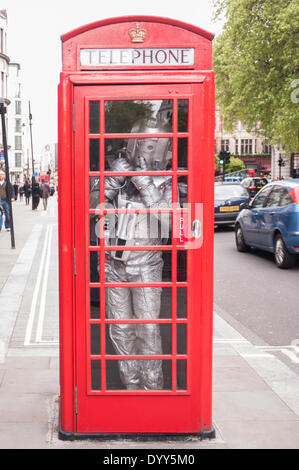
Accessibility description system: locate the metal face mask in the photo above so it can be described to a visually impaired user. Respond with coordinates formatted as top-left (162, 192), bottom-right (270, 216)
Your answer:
top-left (126, 119), bottom-right (171, 170)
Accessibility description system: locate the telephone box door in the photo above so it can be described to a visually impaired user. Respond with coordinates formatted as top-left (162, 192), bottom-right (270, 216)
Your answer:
top-left (73, 81), bottom-right (212, 434)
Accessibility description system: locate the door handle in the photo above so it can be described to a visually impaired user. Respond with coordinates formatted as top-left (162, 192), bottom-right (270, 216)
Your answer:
top-left (192, 219), bottom-right (201, 239)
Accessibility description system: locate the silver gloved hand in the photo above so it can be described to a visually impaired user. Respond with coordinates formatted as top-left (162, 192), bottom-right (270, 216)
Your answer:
top-left (110, 157), bottom-right (134, 183)
top-left (131, 156), bottom-right (162, 207)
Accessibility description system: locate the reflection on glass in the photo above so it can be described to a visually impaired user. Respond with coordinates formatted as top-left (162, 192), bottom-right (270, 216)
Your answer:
top-left (106, 360), bottom-right (171, 390)
top-left (104, 176), bottom-right (173, 209)
top-left (89, 177), bottom-right (100, 209)
top-left (177, 287), bottom-right (187, 318)
top-left (91, 324), bottom-right (101, 355)
top-left (177, 360), bottom-right (187, 390)
top-left (91, 360), bottom-right (101, 390)
top-left (105, 138), bottom-right (173, 171)
top-left (90, 251), bottom-right (100, 283)
top-left (104, 211), bottom-right (172, 247)
top-left (89, 101), bottom-right (100, 134)
top-left (178, 176), bottom-right (188, 207)
top-left (90, 139), bottom-right (99, 171)
top-left (90, 214), bottom-right (100, 247)
top-left (178, 138), bottom-right (188, 170)
top-left (177, 324), bottom-right (187, 354)
top-left (105, 287), bottom-right (172, 319)
top-left (105, 100), bottom-right (173, 134)
top-left (90, 288), bottom-right (100, 319)
top-left (177, 251), bottom-right (187, 282)
top-left (178, 100), bottom-right (188, 132)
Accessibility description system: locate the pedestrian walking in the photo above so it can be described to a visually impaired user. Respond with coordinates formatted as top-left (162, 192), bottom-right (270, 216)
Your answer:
top-left (40, 178), bottom-right (51, 210)
top-left (13, 182), bottom-right (19, 201)
top-left (32, 180), bottom-right (41, 210)
top-left (24, 180), bottom-right (31, 205)
top-left (19, 184), bottom-right (24, 201)
top-left (0, 170), bottom-right (15, 231)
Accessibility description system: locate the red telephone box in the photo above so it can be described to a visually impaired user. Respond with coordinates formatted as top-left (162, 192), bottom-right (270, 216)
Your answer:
top-left (58, 16), bottom-right (215, 439)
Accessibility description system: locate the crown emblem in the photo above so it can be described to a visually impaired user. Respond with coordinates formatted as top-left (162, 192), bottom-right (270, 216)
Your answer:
top-left (128, 23), bottom-right (147, 43)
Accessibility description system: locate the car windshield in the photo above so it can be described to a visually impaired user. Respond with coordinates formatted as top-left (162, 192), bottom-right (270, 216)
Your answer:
top-left (254, 178), bottom-right (268, 186)
top-left (215, 185), bottom-right (249, 200)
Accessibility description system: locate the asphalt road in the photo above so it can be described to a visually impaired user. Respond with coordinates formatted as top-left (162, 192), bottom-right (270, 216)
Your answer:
top-left (214, 225), bottom-right (299, 374)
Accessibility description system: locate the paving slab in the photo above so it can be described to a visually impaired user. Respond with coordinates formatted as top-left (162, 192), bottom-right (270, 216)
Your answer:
top-left (213, 390), bottom-right (299, 422)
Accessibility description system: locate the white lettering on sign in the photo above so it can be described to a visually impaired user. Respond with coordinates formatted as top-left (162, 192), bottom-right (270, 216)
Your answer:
top-left (80, 48), bottom-right (195, 67)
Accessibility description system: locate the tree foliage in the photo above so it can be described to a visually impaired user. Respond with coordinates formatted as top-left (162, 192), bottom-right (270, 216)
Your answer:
top-left (212, 0), bottom-right (299, 153)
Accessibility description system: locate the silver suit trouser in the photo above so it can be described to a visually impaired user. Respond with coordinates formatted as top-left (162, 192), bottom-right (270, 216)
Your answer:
top-left (105, 256), bottom-right (164, 390)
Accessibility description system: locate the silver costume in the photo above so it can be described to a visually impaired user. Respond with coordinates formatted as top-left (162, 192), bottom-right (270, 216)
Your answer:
top-left (104, 118), bottom-right (172, 390)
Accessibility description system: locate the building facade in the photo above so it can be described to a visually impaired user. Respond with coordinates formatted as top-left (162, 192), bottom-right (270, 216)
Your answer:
top-left (7, 63), bottom-right (31, 183)
top-left (0, 10), bottom-right (9, 168)
top-left (215, 106), bottom-right (272, 175)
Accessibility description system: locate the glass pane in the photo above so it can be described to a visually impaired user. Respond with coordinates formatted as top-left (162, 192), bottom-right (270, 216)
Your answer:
top-left (177, 360), bottom-right (187, 390)
top-left (105, 287), bottom-right (172, 319)
top-left (90, 251), bottom-right (100, 283)
top-left (105, 138), bottom-right (172, 171)
top-left (178, 176), bottom-right (188, 207)
top-left (178, 138), bottom-right (188, 170)
top-left (91, 360), bottom-right (101, 390)
top-left (177, 324), bottom-right (187, 354)
top-left (90, 288), bottom-right (100, 319)
top-left (91, 324), bottom-right (101, 355)
top-left (89, 177), bottom-right (100, 209)
top-left (104, 211), bottom-right (172, 245)
top-left (104, 176), bottom-right (173, 209)
top-left (177, 287), bottom-right (187, 318)
top-left (106, 359), bottom-right (171, 390)
top-left (106, 323), bottom-right (171, 355)
top-left (178, 100), bottom-right (188, 132)
top-left (177, 251), bottom-right (187, 282)
top-left (105, 100), bottom-right (173, 134)
top-left (89, 101), bottom-right (100, 134)
top-left (105, 250), bottom-right (172, 282)
top-left (90, 214), bottom-right (100, 246)
top-left (89, 139), bottom-right (99, 171)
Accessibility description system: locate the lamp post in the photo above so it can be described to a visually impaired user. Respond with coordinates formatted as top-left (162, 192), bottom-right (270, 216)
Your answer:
top-left (28, 101), bottom-right (36, 210)
top-left (0, 99), bottom-right (16, 249)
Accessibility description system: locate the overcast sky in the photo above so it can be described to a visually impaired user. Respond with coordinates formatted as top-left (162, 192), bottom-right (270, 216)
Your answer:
top-left (5, 0), bottom-right (222, 155)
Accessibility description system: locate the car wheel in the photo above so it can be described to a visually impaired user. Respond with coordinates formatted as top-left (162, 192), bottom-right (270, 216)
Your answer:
top-left (235, 224), bottom-right (249, 252)
top-left (274, 234), bottom-right (296, 269)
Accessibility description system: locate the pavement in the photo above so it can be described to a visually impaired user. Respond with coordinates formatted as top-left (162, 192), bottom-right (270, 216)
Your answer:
top-left (0, 196), bottom-right (299, 450)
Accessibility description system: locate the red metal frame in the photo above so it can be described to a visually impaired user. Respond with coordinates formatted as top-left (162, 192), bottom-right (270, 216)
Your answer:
top-left (58, 16), bottom-right (214, 437)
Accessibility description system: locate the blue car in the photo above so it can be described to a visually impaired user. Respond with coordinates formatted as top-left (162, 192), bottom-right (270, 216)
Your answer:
top-left (235, 179), bottom-right (299, 268)
top-left (214, 182), bottom-right (251, 227)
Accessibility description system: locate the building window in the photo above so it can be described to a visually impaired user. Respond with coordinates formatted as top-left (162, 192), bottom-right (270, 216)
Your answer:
top-left (15, 135), bottom-right (22, 150)
top-left (262, 142), bottom-right (272, 154)
top-left (15, 101), bottom-right (21, 115)
top-left (241, 139), bottom-right (253, 155)
top-left (221, 139), bottom-right (230, 152)
top-left (235, 139), bottom-right (239, 155)
top-left (15, 118), bottom-right (22, 133)
top-left (15, 153), bottom-right (22, 168)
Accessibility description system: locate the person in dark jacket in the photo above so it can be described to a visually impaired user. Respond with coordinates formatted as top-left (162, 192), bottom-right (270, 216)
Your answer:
top-left (13, 183), bottom-right (19, 201)
top-left (24, 180), bottom-right (31, 205)
top-left (32, 180), bottom-right (41, 210)
top-left (0, 170), bottom-right (15, 231)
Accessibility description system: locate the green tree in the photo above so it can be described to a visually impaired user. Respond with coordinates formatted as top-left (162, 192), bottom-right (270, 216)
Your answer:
top-left (225, 156), bottom-right (245, 173)
top-left (213, 0), bottom-right (299, 154)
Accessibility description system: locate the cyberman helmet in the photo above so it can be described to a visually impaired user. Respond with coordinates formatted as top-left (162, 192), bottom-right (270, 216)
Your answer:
top-left (126, 118), bottom-right (171, 171)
